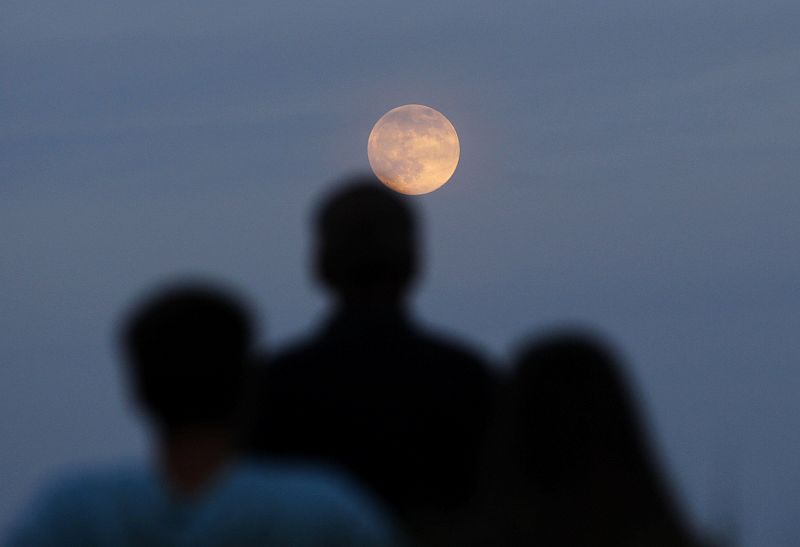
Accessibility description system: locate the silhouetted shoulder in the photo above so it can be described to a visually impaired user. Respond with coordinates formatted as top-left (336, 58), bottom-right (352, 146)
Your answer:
top-left (414, 323), bottom-right (493, 369)
top-left (4, 464), bottom-right (156, 547)
top-left (238, 461), bottom-right (397, 520)
top-left (266, 337), bottom-right (325, 371)
top-left (194, 461), bottom-right (402, 546)
top-left (269, 319), bottom-right (492, 373)
top-left (7, 462), bottom-right (402, 547)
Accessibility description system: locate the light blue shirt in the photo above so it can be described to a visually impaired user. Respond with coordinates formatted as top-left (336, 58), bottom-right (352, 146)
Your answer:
top-left (6, 460), bottom-right (400, 547)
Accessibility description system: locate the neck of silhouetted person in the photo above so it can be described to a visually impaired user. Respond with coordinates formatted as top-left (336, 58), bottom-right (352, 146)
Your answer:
top-left (335, 282), bottom-right (409, 312)
top-left (157, 424), bottom-right (234, 499)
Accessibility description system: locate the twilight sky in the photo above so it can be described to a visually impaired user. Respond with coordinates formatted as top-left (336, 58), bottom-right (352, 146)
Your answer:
top-left (2, 1), bottom-right (799, 544)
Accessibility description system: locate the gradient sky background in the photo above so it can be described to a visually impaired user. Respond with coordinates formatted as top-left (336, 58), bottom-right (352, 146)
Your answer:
top-left (2, 1), bottom-right (799, 544)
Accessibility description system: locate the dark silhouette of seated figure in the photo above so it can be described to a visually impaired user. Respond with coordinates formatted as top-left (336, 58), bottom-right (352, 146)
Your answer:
top-left (499, 331), bottom-right (697, 547)
top-left (248, 176), bottom-right (495, 540)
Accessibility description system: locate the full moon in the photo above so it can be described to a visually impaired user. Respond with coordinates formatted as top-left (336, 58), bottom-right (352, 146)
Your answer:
top-left (368, 104), bottom-right (460, 195)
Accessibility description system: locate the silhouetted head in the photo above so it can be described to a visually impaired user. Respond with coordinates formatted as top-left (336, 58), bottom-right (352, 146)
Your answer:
top-left (507, 329), bottom-right (693, 545)
top-left (121, 282), bottom-right (253, 434)
top-left (510, 330), bottom-right (645, 489)
top-left (314, 174), bottom-right (418, 306)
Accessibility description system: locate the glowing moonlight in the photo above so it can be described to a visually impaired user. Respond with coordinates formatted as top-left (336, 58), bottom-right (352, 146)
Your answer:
top-left (368, 104), bottom-right (460, 195)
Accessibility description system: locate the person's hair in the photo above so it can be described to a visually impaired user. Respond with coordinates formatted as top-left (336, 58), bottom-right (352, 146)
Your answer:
top-left (314, 174), bottom-right (418, 299)
top-left (506, 329), bottom-right (695, 545)
top-left (120, 282), bottom-right (253, 433)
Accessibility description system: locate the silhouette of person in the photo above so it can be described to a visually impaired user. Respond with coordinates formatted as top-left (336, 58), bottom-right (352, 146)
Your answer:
top-left (247, 176), bottom-right (496, 543)
top-left (6, 282), bottom-right (400, 547)
top-left (491, 330), bottom-right (698, 547)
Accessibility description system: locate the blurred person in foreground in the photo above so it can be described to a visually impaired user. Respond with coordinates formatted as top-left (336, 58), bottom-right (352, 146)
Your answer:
top-left (6, 282), bottom-right (399, 547)
top-left (483, 330), bottom-right (699, 547)
top-left (248, 175), bottom-right (496, 545)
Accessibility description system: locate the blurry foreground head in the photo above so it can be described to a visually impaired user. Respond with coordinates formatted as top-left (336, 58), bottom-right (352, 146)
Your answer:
top-left (511, 331), bottom-right (645, 483)
top-left (121, 282), bottom-right (253, 434)
top-left (508, 329), bottom-right (695, 545)
top-left (314, 174), bottom-right (418, 305)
